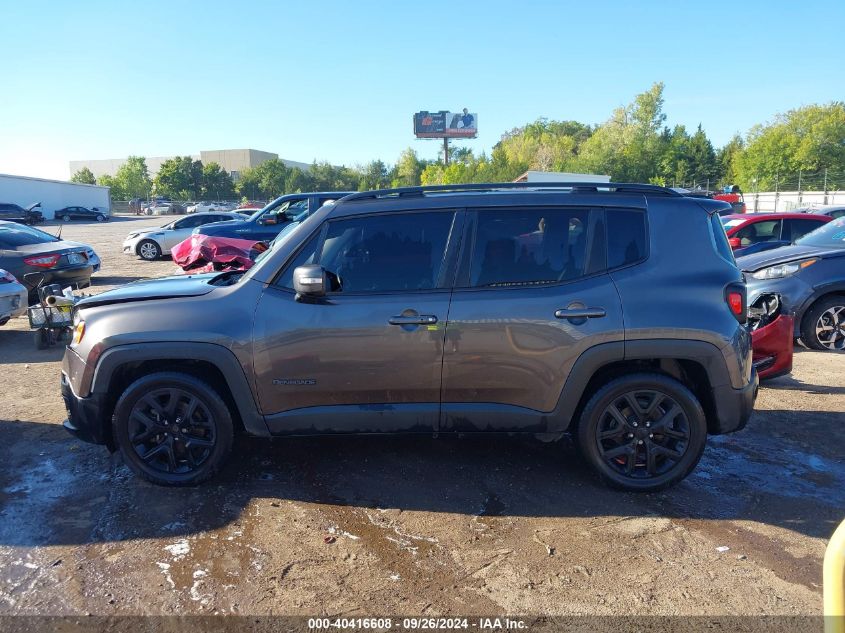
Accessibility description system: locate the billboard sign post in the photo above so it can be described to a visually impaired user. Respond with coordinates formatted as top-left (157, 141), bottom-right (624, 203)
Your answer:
top-left (413, 109), bottom-right (477, 165)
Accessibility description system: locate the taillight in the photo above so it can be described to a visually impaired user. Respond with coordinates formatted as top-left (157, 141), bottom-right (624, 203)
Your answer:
top-left (725, 283), bottom-right (747, 323)
top-left (23, 254), bottom-right (61, 268)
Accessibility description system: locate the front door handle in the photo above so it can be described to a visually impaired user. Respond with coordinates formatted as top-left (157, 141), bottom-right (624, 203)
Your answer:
top-left (554, 307), bottom-right (606, 320)
top-left (389, 315), bottom-right (438, 326)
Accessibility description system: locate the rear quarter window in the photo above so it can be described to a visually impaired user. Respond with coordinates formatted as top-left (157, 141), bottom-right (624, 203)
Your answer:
top-left (606, 209), bottom-right (647, 268)
top-left (710, 213), bottom-right (735, 263)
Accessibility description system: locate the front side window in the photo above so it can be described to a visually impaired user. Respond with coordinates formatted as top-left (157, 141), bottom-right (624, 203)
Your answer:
top-left (259, 198), bottom-right (308, 225)
top-left (470, 208), bottom-right (591, 288)
top-left (734, 220), bottom-right (781, 246)
top-left (319, 212), bottom-right (454, 293)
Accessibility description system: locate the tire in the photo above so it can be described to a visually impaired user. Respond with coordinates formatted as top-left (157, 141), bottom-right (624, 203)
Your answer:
top-left (62, 214), bottom-right (71, 222)
top-left (575, 373), bottom-right (707, 492)
top-left (96, 214), bottom-right (105, 222)
top-left (112, 372), bottom-right (234, 486)
top-left (800, 296), bottom-right (845, 351)
top-left (137, 239), bottom-right (161, 261)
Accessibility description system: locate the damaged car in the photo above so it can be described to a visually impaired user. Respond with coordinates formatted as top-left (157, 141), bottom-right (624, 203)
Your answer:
top-left (748, 293), bottom-right (793, 380)
top-left (740, 217), bottom-right (845, 351)
top-left (171, 234), bottom-right (268, 274)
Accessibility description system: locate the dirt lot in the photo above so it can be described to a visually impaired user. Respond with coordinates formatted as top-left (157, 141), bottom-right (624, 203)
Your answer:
top-left (0, 215), bottom-right (843, 619)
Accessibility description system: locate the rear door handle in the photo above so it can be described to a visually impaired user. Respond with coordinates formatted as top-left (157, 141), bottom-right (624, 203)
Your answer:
top-left (554, 308), bottom-right (606, 320)
top-left (389, 315), bottom-right (438, 325)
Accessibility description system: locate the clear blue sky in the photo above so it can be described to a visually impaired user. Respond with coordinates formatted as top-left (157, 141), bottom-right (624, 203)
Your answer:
top-left (1, 0), bottom-right (843, 180)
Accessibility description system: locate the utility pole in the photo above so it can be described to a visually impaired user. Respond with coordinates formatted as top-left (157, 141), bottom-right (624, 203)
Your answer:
top-left (798, 168), bottom-right (802, 207)
top-left (824, 168), bottom-right (829, 205)
top-left (443, 137), bottom-right (450, 166)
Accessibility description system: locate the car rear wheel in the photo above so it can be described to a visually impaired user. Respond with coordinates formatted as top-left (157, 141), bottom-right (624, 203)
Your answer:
top-left (137, 239), bottom-right (161, 260)
top-left (576, 373), bottom-right (707, 492)
top-left (801, 296), bottom-right (845, 351)
top-left (96, 214), bottom-right (105, 222)
top-left (62, 214), bottom-right (71, 222)
top-left (112, 372), bottom-right (234, 486)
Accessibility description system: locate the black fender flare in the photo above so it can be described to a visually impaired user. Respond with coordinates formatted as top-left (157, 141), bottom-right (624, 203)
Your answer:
top-left (548, 339), bottom-right (734, 433)
top-left (91, 342), bottom-right (269, 437)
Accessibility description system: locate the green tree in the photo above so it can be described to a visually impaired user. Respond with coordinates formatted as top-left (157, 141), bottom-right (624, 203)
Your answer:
top-left (113, 156), bottom-right (152, 200)
top-left (70, 167), bottom-right (96, 185)
top-left (359, 160), bottom-right (389, 190)
top-left (394, 148), bottom-right (424, 187)
top-left (716, 134), bottom-right (744, 186)
top-left (96, 174), bottom-right (124, 199)
top-left (154, 156), bottom-right (202, 199)
top-left (200, 162), bottom-right (235, 199)
top-left (734, 102), bottom-right (845, 190)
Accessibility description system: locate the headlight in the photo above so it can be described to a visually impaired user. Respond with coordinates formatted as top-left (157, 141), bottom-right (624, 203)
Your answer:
top-left (751, 258), bottom-right (817, 280)
top-left (71, 313), bottom-right (85, 346)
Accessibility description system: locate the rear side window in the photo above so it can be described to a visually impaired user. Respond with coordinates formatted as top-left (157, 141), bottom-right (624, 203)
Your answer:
top-left (318, 212), bottom-right (455, 293)
top-left (469, 208), bottom-right (592, 288)
top-left (606, 209), bottom-right (647, 268)
top-left (783, 218), bottom-right (823, 242)
top-left (709, 213), bottom-right (735, 262)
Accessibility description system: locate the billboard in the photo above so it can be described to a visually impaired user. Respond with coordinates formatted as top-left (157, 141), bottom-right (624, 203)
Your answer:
top-left (413, 110), bottom-right (478, 138)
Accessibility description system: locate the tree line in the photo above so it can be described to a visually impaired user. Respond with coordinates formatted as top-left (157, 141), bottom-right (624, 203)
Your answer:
top-left (71, 83), bottom-right (845, 200)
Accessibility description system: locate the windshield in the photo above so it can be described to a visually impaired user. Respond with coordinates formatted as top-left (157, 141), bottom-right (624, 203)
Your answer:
top-left (795, 217), bottom-right (845, 248)
top-left (252, 221), bottom-right (302, 265)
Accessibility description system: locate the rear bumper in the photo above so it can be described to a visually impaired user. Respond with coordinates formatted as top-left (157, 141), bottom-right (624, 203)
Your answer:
top-left (710, 367), bottom-right (758, 435)
top-left (61, 372), bottom-right (110, 446)
top-left (752, 314), bottom-right (794, 380)
top-left (23, 265), bottom-right (93, 294)
top-left (0, 284), bottom-right (28, 322)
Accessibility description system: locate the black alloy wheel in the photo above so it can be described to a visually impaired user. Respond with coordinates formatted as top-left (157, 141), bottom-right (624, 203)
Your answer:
top-left (113, 372), bottom-right (234, 486)
top-left (577, 373), bottom-right (707, 492)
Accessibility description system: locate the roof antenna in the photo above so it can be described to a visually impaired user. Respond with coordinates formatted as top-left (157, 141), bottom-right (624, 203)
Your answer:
top-left (55, 222), bottom-right (62, 240)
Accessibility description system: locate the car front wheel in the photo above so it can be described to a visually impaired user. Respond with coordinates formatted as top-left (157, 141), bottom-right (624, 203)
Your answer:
top-left (112, 372), bottom-right (234, 486)
top-left (96, 214), bottom-right (105, 222)
top-left (137, 239), bottom-right (161, 260)
top-left (801, 296), bottom-right (845, 351)
top-left (576, 373), bottom-right (707, 492)
top-left (62, 214), bottom-right (71, 222)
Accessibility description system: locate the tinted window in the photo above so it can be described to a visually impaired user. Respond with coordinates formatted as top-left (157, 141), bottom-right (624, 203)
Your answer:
top-left (710, 213), bottom-right (735, 263)
top-left (319, 212), bottom-right (454, 292)
top-left (606, 209), bottom-right (647, 268)
top-left (470, 208), bottom-right (591, 287)
top-left (783, 218), bottom-right (824, 242)
top-left (0, 224), bottom-right (58, 248)
top-left (734, 219), bottom-right (781, 246)
top-left (795, 217), bottom-right (845, 249)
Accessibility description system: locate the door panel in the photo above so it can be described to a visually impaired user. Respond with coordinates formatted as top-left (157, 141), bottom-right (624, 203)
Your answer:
top-left (440, 206), bottom-right (623, 432)
top-left (441, 277), bottom-right (623, 431)
top-left (253, 288), bottom-right (451, 434)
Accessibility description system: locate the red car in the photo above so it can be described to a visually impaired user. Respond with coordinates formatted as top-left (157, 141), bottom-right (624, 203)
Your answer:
top-left (749, 294), bottom-right (793, 380)
top-left (721, 212), bottom-right (832, 256)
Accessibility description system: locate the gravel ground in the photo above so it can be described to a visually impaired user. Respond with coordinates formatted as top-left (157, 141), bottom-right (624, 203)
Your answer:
top-left (0, 216), bottom-right (843, 621)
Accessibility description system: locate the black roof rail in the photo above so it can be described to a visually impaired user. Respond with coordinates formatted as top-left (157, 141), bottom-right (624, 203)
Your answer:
top-left (338, 182), bottom-right (682, 203)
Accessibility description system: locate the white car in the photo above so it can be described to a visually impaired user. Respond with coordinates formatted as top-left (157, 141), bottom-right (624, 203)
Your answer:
top-left (186, 201), bottom-right (235, 214)
top-left (0, 269), bottom-right (28, 326)
top-left (123, 212), bottom-right (248, 260)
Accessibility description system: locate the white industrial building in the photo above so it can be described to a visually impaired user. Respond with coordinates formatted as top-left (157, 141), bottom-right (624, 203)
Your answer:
top-left (514, 171), bottom-right (611, 183)
top-left (0, 173), bottom-right (111, 220)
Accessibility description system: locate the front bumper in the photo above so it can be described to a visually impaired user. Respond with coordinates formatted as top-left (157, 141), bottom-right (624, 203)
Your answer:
top-left (745, 275), bottom-right (812, 338)
top-left (61, 372), bottom-right (111, 446)
top-left (710, 367), bottom-right (758, 435)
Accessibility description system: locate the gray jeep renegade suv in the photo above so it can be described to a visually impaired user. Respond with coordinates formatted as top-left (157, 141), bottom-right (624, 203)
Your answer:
top-left (61, 183), bottom-right (758, 491)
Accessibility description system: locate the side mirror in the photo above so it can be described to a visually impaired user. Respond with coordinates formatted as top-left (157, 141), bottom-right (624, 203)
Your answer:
top-left (728, 237), bottom-right (741, 249)
top-left (293, 265), bottom-right (327, 300)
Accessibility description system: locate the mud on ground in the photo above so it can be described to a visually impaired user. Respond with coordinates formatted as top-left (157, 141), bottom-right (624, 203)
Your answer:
top-left (0, 216), bottom-right (843, 618)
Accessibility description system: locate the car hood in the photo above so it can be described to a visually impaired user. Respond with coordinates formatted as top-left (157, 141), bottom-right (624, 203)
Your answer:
top-left (76, 273), bottom-right (218, 308)
top-left (736, 244), bottom-right (844, 272)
